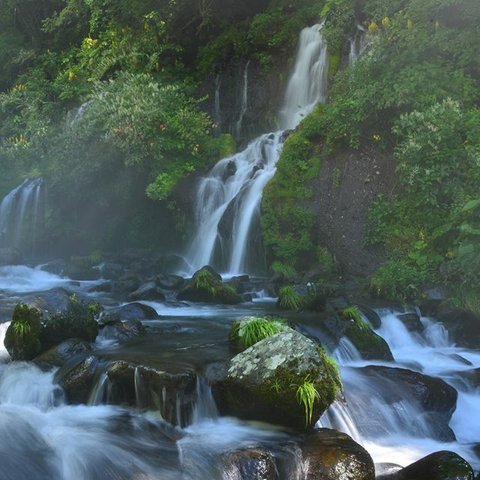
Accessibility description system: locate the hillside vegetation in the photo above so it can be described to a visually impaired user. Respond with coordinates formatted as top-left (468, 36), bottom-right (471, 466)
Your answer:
top-left (1, 0), bottom-right (479, 308)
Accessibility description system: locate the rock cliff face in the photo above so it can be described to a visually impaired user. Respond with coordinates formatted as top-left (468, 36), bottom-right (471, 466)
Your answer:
top-left (312, 147), bottom-right (398, 276)
top-left (200, 57), bottom-right (286, 147)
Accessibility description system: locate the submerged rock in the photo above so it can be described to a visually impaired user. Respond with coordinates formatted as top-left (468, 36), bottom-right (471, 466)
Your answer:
top-left (222, 448), bottom-right (278, 480)
top-left (377, 450), bottom-right (474, 480)
top-left (302, 429), bottom-right (375, 480)
top-left (34, 338), bottom-right (93, 369)
top-left (105, 361), bottom-right (197, 426)
top-left (177, 266), bottom-right (242, 304)
top-left (56, 355), bottom-right (100, 404)
top-left (128, 281), bottom-right (166, 301)
top-left (98, 317), bottom-right (146, 342)
top-left (213, 330), bottom-right (342, 431)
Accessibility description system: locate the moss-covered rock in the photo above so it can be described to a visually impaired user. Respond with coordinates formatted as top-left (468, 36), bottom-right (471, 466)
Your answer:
top-left (340, 306), bottom-right (393, 361)
top-left (229, 316), bottom-right (291, 351)
top-left (377, 450), bottom-right (474, 480)
top-left (213, 330), bottom-right (342, 431)
top-left (4, 303), bottom-right (43, 360)
top-left (177, 266), bottom-right (242, 304)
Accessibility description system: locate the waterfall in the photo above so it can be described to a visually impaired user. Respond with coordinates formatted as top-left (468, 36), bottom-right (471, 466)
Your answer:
top-left (181, 24), bottom-right (328, 276)
top-left (214, 74), bottom-right (222, 134)
top-left (0, 178), bottom-right (45, 254)
top-left (348, 25), bottom-right (368, 65)
top-left (234, 60), bottom-right (250, 141)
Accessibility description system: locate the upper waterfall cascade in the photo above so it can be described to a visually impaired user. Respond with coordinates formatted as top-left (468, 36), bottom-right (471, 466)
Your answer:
top-left (0, 178), bottom-right (45, 254)
top-left (181, 24), bottom-right (328, 276)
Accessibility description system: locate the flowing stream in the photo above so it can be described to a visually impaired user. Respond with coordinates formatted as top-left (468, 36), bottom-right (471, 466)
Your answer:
top-left (180, 24), bottom-right (328, 276)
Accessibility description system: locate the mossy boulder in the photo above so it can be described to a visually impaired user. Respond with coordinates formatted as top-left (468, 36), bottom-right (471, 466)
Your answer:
top-left (4, 290), bottom-right (100, 360)
top-left (377, 450), bottom-right (474, 480)
top-left (4, 303), bottom-right (43, 360)
top-left (339, 307), bottom-right (393, 361)
top-left (302, 429), bottom-right (375, 480)
top-left (177, 266), bottom-right (242, 304)
top-left (213, 330), bottom-right (342, 431)
top-left (229, 316), bottom-right (291, 351)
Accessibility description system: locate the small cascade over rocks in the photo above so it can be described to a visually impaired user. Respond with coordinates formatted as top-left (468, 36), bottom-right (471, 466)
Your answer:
top-left (181, 24), bottom-right (328, 276)
top-left (0, 178), bottom-right (45, 256)
top-left (349, 25), bottom-right (369, 65)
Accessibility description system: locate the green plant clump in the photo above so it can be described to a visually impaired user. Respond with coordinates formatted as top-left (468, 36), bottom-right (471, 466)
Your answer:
top-left (296, 378), bottom-right (320, 425)
top-left (278, 286), bottom-right (305, 311)
top-left (230, 316), bottom-right (290, 350)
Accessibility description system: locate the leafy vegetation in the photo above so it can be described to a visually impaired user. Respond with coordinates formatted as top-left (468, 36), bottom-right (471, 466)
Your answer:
top-left (296, 378), bottom-right (321, 425)
top-left (229, 316), bottom-right (290, 350)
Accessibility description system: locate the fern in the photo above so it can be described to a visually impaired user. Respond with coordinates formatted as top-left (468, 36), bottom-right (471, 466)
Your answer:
top-left (296, 378), bottom-right (320, 425)
top-left (278, 285), bottom-right (304, 310)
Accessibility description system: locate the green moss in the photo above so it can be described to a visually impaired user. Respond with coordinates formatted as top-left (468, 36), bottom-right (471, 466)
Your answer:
top-left (328, 51), bottom-right (340, 81)
top-left (4, 304), bottom-right (43, 360)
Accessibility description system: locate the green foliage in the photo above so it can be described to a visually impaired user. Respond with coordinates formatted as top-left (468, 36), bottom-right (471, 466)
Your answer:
top-left (370, 258), bottom-right (423, 302)
top-left (230, 316), bottom-right (290, 350)
top-left (262, 119), bottom-right (322, 271)
top-left (296, 378), bottom-right (320, 425)
top-left (340, 306), bottom-right (362, 323)
top-left (278, 286), bottom-right (305, 311)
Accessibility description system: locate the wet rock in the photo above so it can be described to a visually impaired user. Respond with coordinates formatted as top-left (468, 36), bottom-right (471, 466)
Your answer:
top-left (302, 429), bottom-right (375, 480)
top-left (34, 338), bottom-right (93, 368)
top-left (128, 281), bottom-right (166, 302)
top-left (213, 330), bottom-right (342, 431)
top-left (105, 361), bottom-right (197, 426)
top-left (98, 317), bottom-right (146, 342)
top-left (344, 318), bottom-right (393, 361)
top-left (438, 308), bottom-right (480, 349)
top-left (106, 302), bottom-right (160, 321)
top-left (178, 266), bottom-right (242, 304)
top-left (56, 355), bottom-right (100, 404)
top-left (4, 303), bottom-right (43, 360)
top-left (357, 366), bottom-right (457, 441)
top-left (156, 274), bottom-right (185, 290)
top-left (114, 273), bottom-right (142, 294)
top-left (65, 256), bottom-right (102, 280)
top-left (222, 448), bottom-right (278, 480)
top-left (357, 305), bottom-right (382, 329)
top-left (397, 312), bottom-right (424, 333)
top-left (377, 450), bottom-right (474, 480)
top-left (88, 281), bottom-right (112, 293)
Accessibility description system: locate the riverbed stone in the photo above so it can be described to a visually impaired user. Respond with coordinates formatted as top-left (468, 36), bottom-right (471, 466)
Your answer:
top-left (34, 338), bottom-right (93, 368)
top-left (177, 266), bottom-right (242, 304)
top-left (377, 450), bottom-right (474, 480)
top-left (98, 317), bottom-right (146, 342)
top-left (302, 429), bottom-right (375, 480)
top-left (213, 330), bottom-right (342, 431)
top-left (128, 280), bottom-right (166, 301)
top-left (437, 308), bottom-right (480, 349)
top-left (222, 448), bottom-right (278, 480)
top-left (105, 302), bottom-right (160, 321)
top-left (106, 361), bottom-right (197, 426)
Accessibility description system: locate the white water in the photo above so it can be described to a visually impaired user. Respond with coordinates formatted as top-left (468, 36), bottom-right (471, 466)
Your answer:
top-left (348, 25), bottom-right (369, 65)
top-left (181, 24), bottom-right (327, 276)
top-left (0, 265), bottom-right (69, 293)
top-left (234, 60), bottom-right (250, 140)
top-left (319, 310), bottom-right (480, 471)
top-left (0, 178), bottom-right (45, 253)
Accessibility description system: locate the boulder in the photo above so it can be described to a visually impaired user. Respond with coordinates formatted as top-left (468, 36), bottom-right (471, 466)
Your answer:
top-left (105, 361), bottom-right (196, 426)
top-left (377, 450), bottom-right (474, 480)
top-left (128, 280), bottom-right (166, 302)
top-left (105, 302), bottom-right (160, 321)
top-left (34, 338), bottom-right (93, 369)
top-left (344, 318), bottom-right (393, 361)
top-left (4, 303), bottom-right (43, 360)
top-left (222, 448), bottom-right (278, 480)
top-left (55, 355), bottom-right (100, 404)
top-left (212, 330), bottom-right (342, 431)
top-left (437, 308), bottom-right (480, 349)
top-left (98, 318), bottom-right (146, 343)
top-left (302, 429), bottom-right (375, 480)
top-left (156, 274), bottom-right (186, 290)
top-left (357, 366), bottom-right (457, 441)
top-left (397, 312), bottom-right (424, 333)
top-left (177, 266), bottom-right (242, 304)
top-left (4, 291), bottom-right (100, 361)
